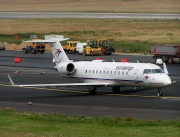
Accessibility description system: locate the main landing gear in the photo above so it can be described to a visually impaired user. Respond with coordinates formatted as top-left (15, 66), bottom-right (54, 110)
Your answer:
top-left (88, 87), bottom-right (96, 95)
top-left (157, 88), bottom-right (163, 96)
top-left (88, 87), bottom-right (164, 96)
top-left (112, 87), bottom-right (120, 94)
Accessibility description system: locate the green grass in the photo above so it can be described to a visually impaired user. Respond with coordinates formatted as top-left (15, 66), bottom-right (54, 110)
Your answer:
top-left (0, 108), bottom-right (179, 137)
top-left (109, 41), bottom-right (152, 53)
top-left (0, 33), bottom-right (45, 45)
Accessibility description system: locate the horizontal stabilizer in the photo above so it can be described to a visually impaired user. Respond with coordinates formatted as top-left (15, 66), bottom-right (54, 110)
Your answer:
top-left (24, 38), bottom-right (69, 43)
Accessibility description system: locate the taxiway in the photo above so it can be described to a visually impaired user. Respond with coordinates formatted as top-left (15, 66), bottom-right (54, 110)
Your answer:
top-left (0, 50), bottom-right (179, 120)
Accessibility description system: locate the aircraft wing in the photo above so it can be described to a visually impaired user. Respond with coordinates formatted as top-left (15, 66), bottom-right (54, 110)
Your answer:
top-left (8, 75), bottom-right (109, 87)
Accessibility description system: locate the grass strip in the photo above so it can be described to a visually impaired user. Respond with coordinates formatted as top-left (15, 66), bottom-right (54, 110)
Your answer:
top-left (0, 108), bottom-right (179, 137)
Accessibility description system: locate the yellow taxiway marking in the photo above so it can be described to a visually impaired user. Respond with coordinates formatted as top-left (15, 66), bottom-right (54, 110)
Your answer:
top-left (1, 84), bottom-right (180, 100)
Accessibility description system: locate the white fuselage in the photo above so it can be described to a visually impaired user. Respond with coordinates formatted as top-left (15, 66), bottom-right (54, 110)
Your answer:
top-left (58, 61), bottom-right (172, 88)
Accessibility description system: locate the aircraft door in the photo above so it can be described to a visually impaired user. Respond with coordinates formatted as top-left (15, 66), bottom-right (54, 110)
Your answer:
top-left (133, 69), bottom-right (139, 81)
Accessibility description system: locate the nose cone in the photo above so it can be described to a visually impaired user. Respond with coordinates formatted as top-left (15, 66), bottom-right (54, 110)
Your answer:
top-left (163, 75), bottom-right (171, 86)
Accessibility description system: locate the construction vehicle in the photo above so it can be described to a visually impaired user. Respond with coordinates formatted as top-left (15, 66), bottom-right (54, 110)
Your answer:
top-left (82, 40), bottom-right (102, 56)
top-left (151, 44), bottom-right (180, 63)
top-left (62, 41), bottom-right (80, 54)
top-left (96, 39), bottom-right (115, 55)
top-left (22, 35), bottom-right (45, 54)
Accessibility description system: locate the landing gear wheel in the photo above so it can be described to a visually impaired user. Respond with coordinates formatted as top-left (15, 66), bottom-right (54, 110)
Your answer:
top-left (157, 92), bottom-right (163, 96)
top-left (112, 87), bottom-right (120, 94)
top-left (88, 87), bottom-right (96, 95)
top-left (157, 88), bottom-right (163, 96)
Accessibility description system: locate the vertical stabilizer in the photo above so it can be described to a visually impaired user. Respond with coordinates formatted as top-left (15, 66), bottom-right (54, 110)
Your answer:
top-left (49, 38), bottom-right (69, 66)
top-left (24, 38), bottom-right (69, 66)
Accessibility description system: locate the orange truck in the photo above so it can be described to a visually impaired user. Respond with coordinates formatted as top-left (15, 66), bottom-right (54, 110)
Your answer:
top-left (62, 41), bottom-right (80, 54)
top-left (22, 35), bottom-right (45, 54)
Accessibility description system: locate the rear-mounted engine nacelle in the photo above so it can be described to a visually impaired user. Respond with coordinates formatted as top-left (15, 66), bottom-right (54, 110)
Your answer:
top-left (57, 63), bottom-right (75, 74)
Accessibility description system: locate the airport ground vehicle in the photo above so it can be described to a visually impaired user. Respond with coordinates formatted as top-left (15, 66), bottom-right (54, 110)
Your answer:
top-left (76, 43), bottom-right (86, 54)
top-left (82, 40), bottom-right (102, 56)
top-left (96, 39), bottom-right (115, 55)
top-left (22, 35), bottom-right (45, 54)
top-left (62, 41), bottom-right (80, 54)
top-left (151, 45), bottom-right (180, 63)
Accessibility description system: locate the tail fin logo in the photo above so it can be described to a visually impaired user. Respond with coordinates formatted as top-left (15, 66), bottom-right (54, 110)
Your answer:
top-left (53, 48), bottom-right (62, 63)
top-left (56, 49), bottom-right (61, 56)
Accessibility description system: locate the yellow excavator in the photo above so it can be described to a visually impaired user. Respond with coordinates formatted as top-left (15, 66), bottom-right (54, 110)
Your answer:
top-left (96, 39), bottom-right (115, 55)
top-left (82, 40), bottom-right (102, 56)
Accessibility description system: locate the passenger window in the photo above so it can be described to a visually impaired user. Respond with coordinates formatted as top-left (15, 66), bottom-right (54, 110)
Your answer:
top-left (85, 70), bottom-right (87, 73)
top-left (89, 70), bottom-right (91, 73)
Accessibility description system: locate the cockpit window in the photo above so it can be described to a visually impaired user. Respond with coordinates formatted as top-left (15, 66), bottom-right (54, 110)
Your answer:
top-left (152, 69), bottom-right (164, 73)
top-left (143, 69), bottom-right (151, 74)
top-left (143, 69), bottom-right (164, 74)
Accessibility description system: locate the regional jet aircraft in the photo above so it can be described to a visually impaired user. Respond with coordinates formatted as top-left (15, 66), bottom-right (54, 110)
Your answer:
top-left (8, 38), bottom-right (172, 96)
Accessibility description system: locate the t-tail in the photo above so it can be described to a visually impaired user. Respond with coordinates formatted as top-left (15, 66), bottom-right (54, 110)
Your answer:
top-left (49, 38), bottom-right (69, 66)
top-left (24, 38), bottom-right (70, 67)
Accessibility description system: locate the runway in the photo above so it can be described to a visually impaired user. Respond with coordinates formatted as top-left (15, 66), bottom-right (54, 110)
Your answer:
top-left (0, 12), bottom-right (180, 19)
top-left (0, 50), bottom-right (180, 120)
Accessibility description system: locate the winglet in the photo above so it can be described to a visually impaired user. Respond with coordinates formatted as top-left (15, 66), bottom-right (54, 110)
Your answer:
top-left (8, 75), bottom-right (15, 86)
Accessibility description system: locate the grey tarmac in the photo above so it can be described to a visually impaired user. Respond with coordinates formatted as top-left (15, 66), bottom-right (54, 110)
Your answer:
top-left (0, 50), bottom-right (179, 120)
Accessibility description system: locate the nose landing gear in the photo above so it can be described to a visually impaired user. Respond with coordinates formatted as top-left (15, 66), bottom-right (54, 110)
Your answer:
top-left (157, 88), bottom-right (163, 96)
top-left (88, 87), bottom-right (96, 95)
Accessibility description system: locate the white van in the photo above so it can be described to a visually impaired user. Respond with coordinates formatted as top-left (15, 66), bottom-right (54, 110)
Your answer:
top-left (76, 43), bottom-right (86, 54)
